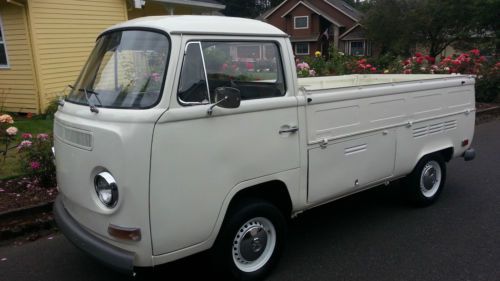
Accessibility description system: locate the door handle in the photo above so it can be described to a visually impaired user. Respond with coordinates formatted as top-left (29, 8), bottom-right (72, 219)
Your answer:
top-left (279, 126), bottom-right (299, 134)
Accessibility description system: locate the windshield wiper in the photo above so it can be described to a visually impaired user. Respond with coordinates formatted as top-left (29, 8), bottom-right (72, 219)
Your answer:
top-left (69, 85), bottom-right (102, 113)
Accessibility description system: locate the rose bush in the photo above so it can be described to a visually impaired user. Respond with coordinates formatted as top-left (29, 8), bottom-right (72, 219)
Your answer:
top-left (17, 133), bottom-right (56, 188)
top-left (0, 114), bottom-right (19, 161)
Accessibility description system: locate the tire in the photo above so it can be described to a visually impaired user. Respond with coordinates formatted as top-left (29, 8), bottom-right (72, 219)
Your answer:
top-left (404, 153), bottom-right (447, 207)
top-left (212, 198), bottom-right (287, 281)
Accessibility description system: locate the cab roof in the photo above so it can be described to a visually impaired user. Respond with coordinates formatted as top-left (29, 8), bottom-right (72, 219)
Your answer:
top-left (103, 16), bottom-right (288, 37)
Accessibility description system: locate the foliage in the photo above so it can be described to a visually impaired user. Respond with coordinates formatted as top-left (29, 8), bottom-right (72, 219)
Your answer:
top-left (18, 133), bottom-right (56, 188)
top-left (0, 114), bottom-right (19, 161)
top-left (362, 0), bottom-right (497, 57)
top-left (44, 96), bottom-right (62, 119)
top-left (221, 0), bottom-right (281, 18)
top-left (476, 62), bottom-right (500, 102)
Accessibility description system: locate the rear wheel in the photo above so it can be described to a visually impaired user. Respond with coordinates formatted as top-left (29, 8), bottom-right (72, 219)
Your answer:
top-left (405, 154), bottom-right (447, 206)
top-left (212, 199), bottom-right (286, 281)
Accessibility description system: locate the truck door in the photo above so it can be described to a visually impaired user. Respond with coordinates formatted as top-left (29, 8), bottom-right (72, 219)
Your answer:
top-left (306, 97), bottom-right (397, 204)
top-left (149, 39), bottom-right (300, 255)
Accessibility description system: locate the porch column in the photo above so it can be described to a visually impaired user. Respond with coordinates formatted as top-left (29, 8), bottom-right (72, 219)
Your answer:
top-left (333, 26), bottom-right (339, 49)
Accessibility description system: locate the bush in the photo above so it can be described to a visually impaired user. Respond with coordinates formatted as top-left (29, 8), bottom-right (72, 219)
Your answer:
top-left (17, 133), bottom-right (56, 188)
top-left (476, 62), bottom-right (500, 102)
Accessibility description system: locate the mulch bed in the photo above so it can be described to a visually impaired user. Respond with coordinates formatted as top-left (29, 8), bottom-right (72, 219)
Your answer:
top-left (0, 177), bottom-right (57, 214)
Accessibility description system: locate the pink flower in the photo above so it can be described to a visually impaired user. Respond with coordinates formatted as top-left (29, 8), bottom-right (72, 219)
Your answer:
top-left (404, 69), bottom-right (412, 74)
top-left (22, 133), bottom-right (33, 139)
top-left (358, 59), bottom-right (367, 64)
top-left (365, 64), bottom-right (372, 68)
top-left (370, 67), bottom-right (377, 73)
top-left (18, 140), bottom-right (32, 150)
top-left (30, 161), bottom-right (41, 170)
top-left (470, 49), bottom-right (480, 56)
top-left (415, 52), bottom-right (423, 58)
top-left (309, 69), bottom-right (316, 76)
top-left (297, 62), bottom-right (310, 70)
top-left (37, 133), bottom-right (49, 141)
top-left (6, 126), bottom-right (18, 136)
top-left (245, 62), bottom-right (254, 70)
top-left (403, 60), bottom-right (411, 66)
top-left (221, 63), bottom-right (228, 71)
top-left (416, 57), bottom-right (424, 64)
top-left (425, 56), bottom-right (435, 64)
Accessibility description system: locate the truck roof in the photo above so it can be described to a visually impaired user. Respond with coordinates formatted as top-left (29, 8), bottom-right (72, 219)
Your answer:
top-left (103, 16), bottom-right (288, 38)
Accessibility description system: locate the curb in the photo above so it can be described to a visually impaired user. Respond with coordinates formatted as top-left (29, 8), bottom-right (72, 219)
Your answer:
top-left (1, 107), bottom-right (499, 242)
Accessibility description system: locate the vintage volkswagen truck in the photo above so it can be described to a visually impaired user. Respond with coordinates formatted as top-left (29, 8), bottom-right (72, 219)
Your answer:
top-left (53, 16), bottom-right (476, 280)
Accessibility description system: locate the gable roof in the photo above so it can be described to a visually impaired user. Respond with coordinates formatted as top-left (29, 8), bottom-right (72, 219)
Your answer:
top-left (262, 0), bottom-right (362, 22)
top-left (280, 1), bottom-right (343, 26)
top-left (324, 0), bottom-right (362, 21)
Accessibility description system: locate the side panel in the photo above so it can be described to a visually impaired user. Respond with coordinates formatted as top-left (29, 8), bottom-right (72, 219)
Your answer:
top-left (305, 82), bottom-right (475, 205)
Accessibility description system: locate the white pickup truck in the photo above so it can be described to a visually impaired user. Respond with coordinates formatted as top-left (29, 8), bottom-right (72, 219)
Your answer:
top-left (53, 16), bottom-right (476, 280)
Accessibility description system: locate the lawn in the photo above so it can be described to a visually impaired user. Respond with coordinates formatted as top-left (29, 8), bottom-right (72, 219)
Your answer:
top-left (0, 117), bottom-right (54, 179)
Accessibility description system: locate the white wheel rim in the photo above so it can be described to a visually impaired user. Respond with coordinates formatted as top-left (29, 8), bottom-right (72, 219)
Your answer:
top-left (232, 217), bottom-right (276, 273)
top-left (420, 160), bottom-right (442, 198)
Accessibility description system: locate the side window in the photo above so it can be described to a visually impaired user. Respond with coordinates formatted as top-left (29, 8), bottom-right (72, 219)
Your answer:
top-left (178, 42), bottom-right (210, 105)
top-left (178, 41), bottom-right (286, 106)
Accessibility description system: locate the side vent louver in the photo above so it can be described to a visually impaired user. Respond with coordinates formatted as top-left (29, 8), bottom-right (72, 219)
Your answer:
top-left (413, 120), bottom-right (457, 138)
top-left (54, 122), bottom-right (93, 150)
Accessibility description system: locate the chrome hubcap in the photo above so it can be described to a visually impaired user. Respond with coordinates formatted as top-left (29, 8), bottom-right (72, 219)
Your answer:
top-left (232, 217), bottom-right (276, 272)
top-left (420, 160), bottom-right (442, 198)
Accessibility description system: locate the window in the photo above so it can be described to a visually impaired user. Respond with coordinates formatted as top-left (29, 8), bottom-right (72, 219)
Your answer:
top-left (177, 41), bottom-right (286, 105)
top-left (295, 43), bottom-right (309, 55)
top-left (0, 16), bottom-right (9, 68)
top-left (66, 30), bottom-right (170, 109)
top-left (294, 16), bottom-right (309, 29)
top-left (350, 41), bottom-right (365, 56)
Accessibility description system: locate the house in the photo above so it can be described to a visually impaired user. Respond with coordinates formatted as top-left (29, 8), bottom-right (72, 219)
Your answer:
top-left (0, 0), bottom-right (225, 114)
top-left (260, 0), bottom-right (372, 58)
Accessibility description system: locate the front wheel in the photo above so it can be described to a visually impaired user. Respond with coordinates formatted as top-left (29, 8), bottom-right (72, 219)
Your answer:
top-left (404, 154), bottom-right (447, 206)
top-left (212, 199), bottom-right (286, 281)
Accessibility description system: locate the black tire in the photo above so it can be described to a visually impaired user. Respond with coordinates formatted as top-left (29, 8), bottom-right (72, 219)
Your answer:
top-left (212, 198), bottom-right (287, 281)
top-left (404, 153), bottom-right (447, 207)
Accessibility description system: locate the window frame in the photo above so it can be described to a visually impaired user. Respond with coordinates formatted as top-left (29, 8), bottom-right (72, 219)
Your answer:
top-left (0, 15), bottom-right (10, 69)
top-left (349, 40), bottom-right (365, 56)
top-left (294, 16), bottom-right (309, 29)
top-left (176, 40), bottom-right (288, 107)
top-left (177, 41), bottom-right (211, 106)
top-left (295, 42), bottom-right (310, 55)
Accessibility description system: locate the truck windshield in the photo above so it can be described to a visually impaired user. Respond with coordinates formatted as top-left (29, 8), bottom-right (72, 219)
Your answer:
top-left (66, 30), bottom-right (169, 109)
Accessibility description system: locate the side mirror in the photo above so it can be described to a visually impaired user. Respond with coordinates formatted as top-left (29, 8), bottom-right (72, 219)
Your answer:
top-left (207, 87), bottom-right (241, 116)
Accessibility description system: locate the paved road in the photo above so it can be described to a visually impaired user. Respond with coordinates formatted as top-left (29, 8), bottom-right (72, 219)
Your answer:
top-left (1, 120), bottom-right (499, 281)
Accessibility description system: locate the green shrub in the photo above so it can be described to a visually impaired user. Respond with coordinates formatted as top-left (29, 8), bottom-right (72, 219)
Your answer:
top-left (476, 62), bottom-right (500, 102)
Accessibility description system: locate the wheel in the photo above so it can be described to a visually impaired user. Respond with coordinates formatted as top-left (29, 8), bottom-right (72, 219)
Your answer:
top-left (212, 199), bottom-right (286, 281)
top-left (404, 154), bottom-right (447, 206)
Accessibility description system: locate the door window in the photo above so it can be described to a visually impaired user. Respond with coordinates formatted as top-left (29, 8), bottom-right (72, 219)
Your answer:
top-left (177, 41), bottom-right (286, 106)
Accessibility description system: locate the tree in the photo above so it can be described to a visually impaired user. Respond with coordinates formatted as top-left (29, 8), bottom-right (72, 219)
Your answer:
top-left (363, 0), bottom-right (494, 57)
top-left (221, 0), bottom-right (282, 18)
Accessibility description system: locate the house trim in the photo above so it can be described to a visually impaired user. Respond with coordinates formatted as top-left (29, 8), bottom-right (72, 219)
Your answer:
top-left (293, 16), bottom-right (309, 29)
top-left (280, 1), bottom-right (343, 27)
top-left (263, 0), bottom-right (289, 19)
top-left (0, 15), bottom-right (10, 69)
top-left (339, 23), bottom-right (361, 39)
top-left (323, 0), bottom-right (359, 22)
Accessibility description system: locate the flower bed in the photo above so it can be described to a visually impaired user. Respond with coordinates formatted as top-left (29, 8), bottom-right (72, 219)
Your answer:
top-left (296, 48), bottom-right (500, 102)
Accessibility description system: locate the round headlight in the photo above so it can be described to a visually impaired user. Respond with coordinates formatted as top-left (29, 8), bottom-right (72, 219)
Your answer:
top-left (94, 172), bottom-right (118, 208)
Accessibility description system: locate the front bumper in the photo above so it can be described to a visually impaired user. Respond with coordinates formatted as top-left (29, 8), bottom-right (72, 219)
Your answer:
top-left (53, 196), bottom-right (135, 275)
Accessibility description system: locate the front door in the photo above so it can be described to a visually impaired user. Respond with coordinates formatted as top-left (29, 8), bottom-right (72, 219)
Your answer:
top-left (149, 39), bottom-right (300, 255)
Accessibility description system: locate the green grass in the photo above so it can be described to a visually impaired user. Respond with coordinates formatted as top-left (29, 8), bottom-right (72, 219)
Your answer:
top-left (0, 117), bottom-right (54, 179)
